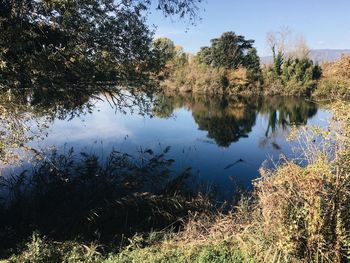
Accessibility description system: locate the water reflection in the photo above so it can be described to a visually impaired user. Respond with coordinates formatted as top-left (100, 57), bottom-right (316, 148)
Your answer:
top-left (0, 90), bottom-right (327, 194)
top-left (153, 94), bottom-right (318, 147)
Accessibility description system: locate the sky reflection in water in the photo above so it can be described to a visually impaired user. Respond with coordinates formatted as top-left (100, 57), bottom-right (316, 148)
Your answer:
top-left (27, 95), bottom-right (331, 197)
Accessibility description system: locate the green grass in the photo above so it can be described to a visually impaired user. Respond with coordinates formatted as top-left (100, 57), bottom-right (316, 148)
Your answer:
top-left (108, 241), bottom-right (253, 263)
top-left (3, 233), bottom-right (254, 263)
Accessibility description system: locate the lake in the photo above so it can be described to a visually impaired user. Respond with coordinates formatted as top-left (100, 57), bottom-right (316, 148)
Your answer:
top-left (2, 93), bottom-right (331, 199)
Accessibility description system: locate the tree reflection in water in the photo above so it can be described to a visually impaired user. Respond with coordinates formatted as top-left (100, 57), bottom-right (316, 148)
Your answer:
top-left (153, 93), bottom-right (319, 147)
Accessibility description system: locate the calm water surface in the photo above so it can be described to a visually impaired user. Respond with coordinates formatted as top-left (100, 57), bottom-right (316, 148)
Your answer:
top-left (25, 94), bottom-right (330, 196)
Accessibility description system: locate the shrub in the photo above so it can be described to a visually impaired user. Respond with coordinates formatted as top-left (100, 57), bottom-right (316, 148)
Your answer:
top-left (314, 55), bottom-right (350, 98)
top-left (196, 243), bottom-right (252, 263)
top-left (163, 60), bottom-right (261, 95)
top-left (162, 60), bottom-right (228, 94)
top-left (263, 56), bottom-right (322, 96)
top-left (11, 232), bottom-right (55, 263)
top-left (7, 233), bottom-right (103, 263)
top-left (236, 102), bottom-right (350, 262)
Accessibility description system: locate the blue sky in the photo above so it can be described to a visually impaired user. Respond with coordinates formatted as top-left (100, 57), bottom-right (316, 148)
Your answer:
top-left (147, 0), bottom-right (350, 56)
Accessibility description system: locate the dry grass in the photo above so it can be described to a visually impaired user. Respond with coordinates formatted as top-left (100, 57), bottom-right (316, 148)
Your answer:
top-left (315, 55), bottom-right (350, 98)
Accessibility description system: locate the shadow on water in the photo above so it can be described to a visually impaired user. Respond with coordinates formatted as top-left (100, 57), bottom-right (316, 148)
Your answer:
top-left (0, 146), bottom-right (214, 255)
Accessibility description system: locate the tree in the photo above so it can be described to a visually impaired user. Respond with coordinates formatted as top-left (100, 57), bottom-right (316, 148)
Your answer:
top-left (0, 0), bottom-right (203, 91)
top-left (265, 28), bottom-right (322, 95)
top-left (244, 48), bottom-right (261, 80)
top-left (273, 51), bottom-right (284, 76)
top-left (173, 45), bottom-right (188, 67)
top-left (266, 26), bottom-right (292, 59)
top-left (210, 32), bottom-right (255, 69)
top-left (156, 0), bottom-right (203, 23)
top-left (196, 46), bottom-right (212, 65)
top-left (290, 35), bottom-right (310, 59)
top-left (196, 32), bottom-right (257, 70)
top-left (152, 38), bottom-right (176, 71)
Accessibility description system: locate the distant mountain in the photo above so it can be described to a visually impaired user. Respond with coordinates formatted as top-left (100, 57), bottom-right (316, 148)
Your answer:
top-left (260, 49), bottom-right (350, 64)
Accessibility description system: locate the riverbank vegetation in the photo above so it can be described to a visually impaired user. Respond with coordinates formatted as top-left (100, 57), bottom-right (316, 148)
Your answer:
top-left (161, 32), bottom-right (263, 95)
top-left (314, 55), bottom-right (350, 98)
top-left (159, 29), bottom-right (350, 98)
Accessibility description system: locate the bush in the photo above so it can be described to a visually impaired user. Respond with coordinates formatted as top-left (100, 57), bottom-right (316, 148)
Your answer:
top-left (163, 59), bottom-right (261, 95)
top-left (236, 102), bottom-right (350, 262)
top-left (263, 56), bottom-right (322, 96)
top-left (314, 55), bottom-right (350, 98)
top-left (7, 233), bottom-right (103, 263)
top-left (196, 243), bottom-right (252, 263)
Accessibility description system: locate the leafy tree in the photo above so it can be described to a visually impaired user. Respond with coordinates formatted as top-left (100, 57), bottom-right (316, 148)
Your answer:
top-left (173, 45), bottom-right (189, 67)
top-left (197, 46), bottom-right (212, 65)
top-left (152, 37), bottom-right (176, 71)
top-left (210, 32), bottom-right (255, 69)
top-left (194, 32), bottom-right (261, 88)
top-left (195, 32), bottom-right (261, 84)
top-left (198, 32), bottom-right (255, 70)
top-left (244, 48), bottom-right (261, 80)
top-left (0, 0), bottom-right (202, 91)
top-left (152, 38), bottom-right (189, 80)
top-left (155, 0), bottom-right (203, 22)
top-left (273, 51), bottom-right (284, 76)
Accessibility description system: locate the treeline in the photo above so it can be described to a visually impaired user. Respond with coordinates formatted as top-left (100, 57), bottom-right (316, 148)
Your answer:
top-left (157, 30), bottom-right (350, 98)
top-left (156, 32), bottom-right (263, 95)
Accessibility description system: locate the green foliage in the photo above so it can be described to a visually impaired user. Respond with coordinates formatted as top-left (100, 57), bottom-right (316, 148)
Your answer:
top-left (152, 38), bottom-right (188, 78)
top-left (263, 55), bottom-right (322, 96)
top-left (107, 241), bottom-right (253, 263)
top-left (8, 233), bottom-right (103, 263)
top-left (197, 47), bottom-right (212, 65)
top-left (273, 51), bottom-right (284, 77)
top-left (13, 232), bottom-right (54, 263)
top-left (196, 243), bottom-right (252, 263)
top-left (155, 0), bottom-right (203, 22)
top-left (152, 38), bottom-right (176, 71)
top-left (164, 32), bottom-right (261, 94)
top-left (0, 0), bottom-right (202, 93)
top-left (0, 0), bottom-right (154, 88)
top-left (7, 237), bottom-right (253, 263)
top-left (196, 32), bottom-right (258, 70)
top-left (244, 48), bottom-right (262, 81)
